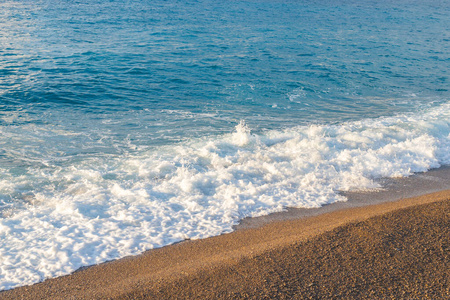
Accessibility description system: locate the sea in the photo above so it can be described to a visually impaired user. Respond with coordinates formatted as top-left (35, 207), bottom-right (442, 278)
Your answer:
top-left (1, 0), bottom-right (449, 290)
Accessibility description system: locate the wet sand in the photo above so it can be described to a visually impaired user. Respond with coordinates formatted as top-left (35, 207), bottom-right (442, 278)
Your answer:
top-left (2, 186), bottom-right (449, 299)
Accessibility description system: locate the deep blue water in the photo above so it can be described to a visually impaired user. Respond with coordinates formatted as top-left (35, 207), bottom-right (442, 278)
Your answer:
top-left (0, 0), bottom-right (449, 290)
top-left (2, 0), bottom-right (449, 145)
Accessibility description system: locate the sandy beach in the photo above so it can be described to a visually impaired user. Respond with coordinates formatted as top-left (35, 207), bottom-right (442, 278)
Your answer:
top-left (2, 186), bottom-right (448, 299)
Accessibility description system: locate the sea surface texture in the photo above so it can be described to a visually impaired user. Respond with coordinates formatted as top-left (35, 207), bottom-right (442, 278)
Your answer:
top-left (1, 0), bottom-right (449, 290)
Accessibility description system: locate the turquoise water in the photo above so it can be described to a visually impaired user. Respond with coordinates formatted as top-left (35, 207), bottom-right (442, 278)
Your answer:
top-left (0, 0), bottom-right (449, 290)
top-left (2, 0), bottom-right (448, 141)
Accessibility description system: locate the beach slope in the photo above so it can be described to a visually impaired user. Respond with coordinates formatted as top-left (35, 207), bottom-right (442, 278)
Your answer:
top-left (2, 190), bottom-right (449, 299)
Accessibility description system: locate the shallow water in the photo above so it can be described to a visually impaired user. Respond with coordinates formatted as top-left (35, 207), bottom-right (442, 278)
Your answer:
top-left (0, 0), bottom-right (449, 290)
top-left (236, 165), bottom-right (450, 229)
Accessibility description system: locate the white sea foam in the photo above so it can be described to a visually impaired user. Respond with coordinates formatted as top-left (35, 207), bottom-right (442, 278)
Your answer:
top-left (0, 102), bottom-right (449, 290)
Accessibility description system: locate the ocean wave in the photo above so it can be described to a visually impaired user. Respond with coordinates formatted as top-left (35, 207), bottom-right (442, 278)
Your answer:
top-left (0, 102), bottom-right (449, 290)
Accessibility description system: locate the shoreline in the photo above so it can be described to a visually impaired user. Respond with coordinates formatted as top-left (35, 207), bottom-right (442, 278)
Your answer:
top-left (1, 166), bottom-right (449, 299)
top-left (236, 165), bottom-right (450, 229)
